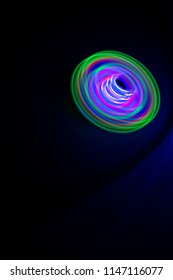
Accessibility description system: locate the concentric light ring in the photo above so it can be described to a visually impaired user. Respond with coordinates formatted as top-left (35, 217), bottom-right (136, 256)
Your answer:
top-left (71, 51), bottom-right (160, 133)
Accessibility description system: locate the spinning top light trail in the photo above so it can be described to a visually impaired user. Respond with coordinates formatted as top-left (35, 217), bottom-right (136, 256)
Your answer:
top-left (71, 51), bottom-right (160, 133)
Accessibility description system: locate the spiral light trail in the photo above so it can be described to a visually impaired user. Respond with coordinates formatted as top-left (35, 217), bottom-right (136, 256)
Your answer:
top-left (71, 51), bottom-right (160, 133)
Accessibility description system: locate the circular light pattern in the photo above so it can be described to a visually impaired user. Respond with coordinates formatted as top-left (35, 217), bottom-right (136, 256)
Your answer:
top-left (71, 51), bottom-right (160, 133)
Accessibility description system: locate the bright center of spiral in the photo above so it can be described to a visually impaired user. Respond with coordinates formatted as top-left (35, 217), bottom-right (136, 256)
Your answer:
top-left (101, 74), bottom-right (134, 104)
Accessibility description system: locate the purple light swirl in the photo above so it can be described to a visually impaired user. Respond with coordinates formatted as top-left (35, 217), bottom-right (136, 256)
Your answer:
top-left (71, 51), bottom-right (160, 133)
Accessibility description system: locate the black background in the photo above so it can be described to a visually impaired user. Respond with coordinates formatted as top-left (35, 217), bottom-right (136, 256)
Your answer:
top-left (3, 1), bottom-right (173, 260)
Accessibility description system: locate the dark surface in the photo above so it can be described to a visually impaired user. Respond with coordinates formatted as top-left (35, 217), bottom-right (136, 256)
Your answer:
top-left (3, 2), bottom-right (173, 259)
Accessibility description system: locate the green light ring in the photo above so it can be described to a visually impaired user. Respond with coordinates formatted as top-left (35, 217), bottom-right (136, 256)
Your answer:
top-left (71, 51), bottom-right (160, 133)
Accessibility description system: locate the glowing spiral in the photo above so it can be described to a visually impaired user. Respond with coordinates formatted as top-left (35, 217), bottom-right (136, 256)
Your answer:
top-left (71, 51), bottom-right (160, 133)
